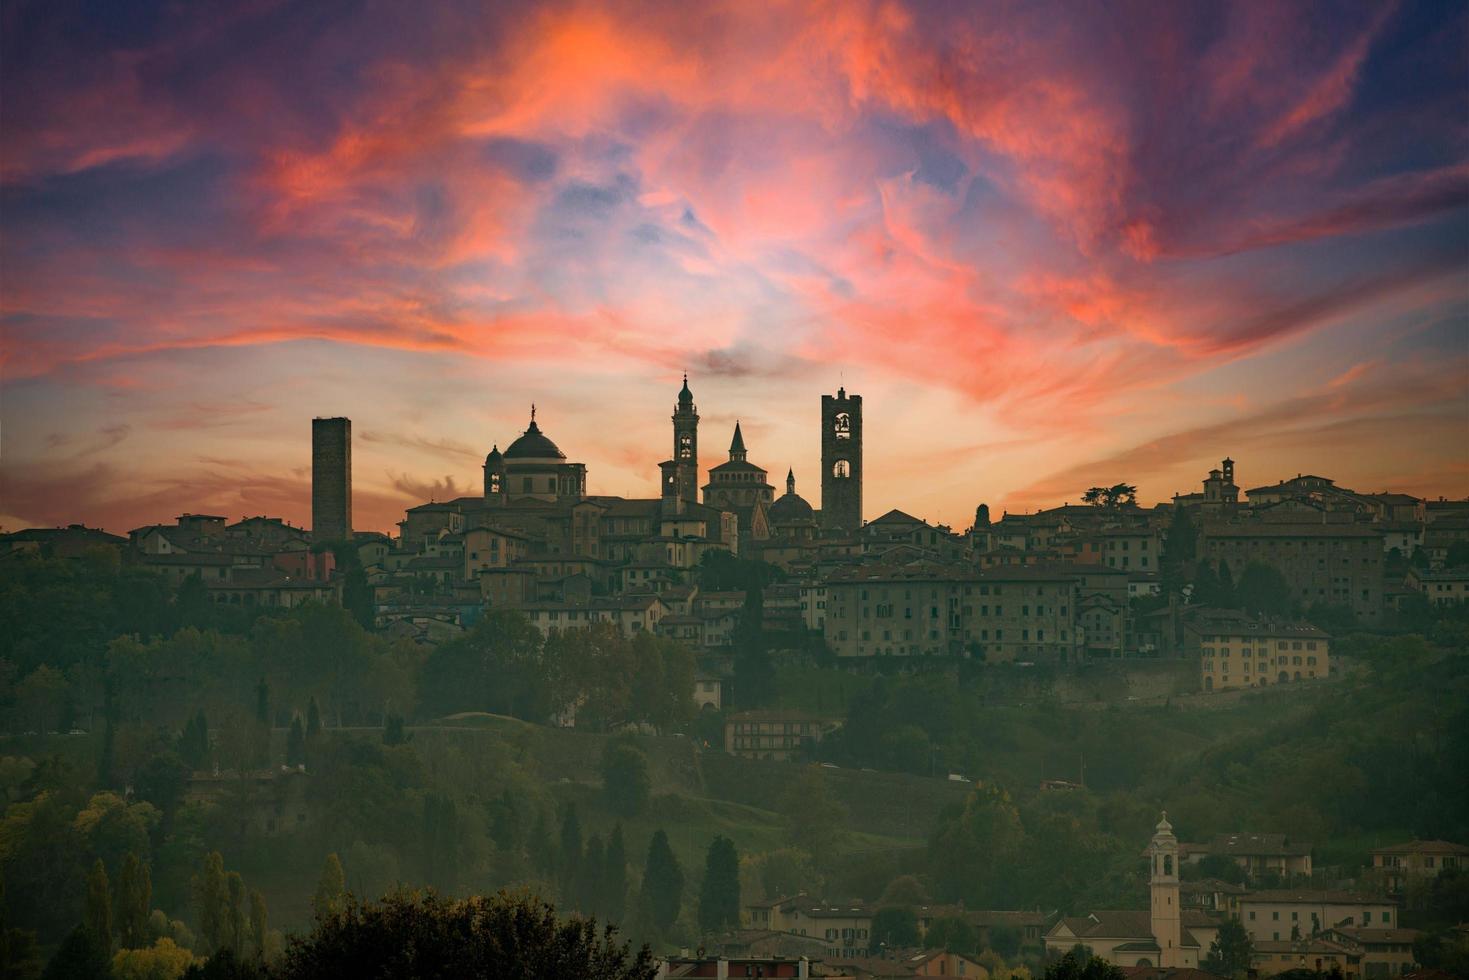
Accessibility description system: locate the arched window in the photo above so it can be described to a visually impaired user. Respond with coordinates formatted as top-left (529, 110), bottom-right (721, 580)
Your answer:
top-left (833, 459), bottom-right (850, 478)
top-left (489, 473), bottom-right (501, 493)
top-left (1164, 854), bottom-right (1173, 875)
top-left (834, 412), bottom-right (851, 438)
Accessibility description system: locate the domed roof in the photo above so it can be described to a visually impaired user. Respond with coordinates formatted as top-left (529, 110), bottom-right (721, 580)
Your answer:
top-left (504, 414), bottom-right (565, 460)
top-left (770, 468), bottom-right (815, 523)
top-left (485, 444), bottom-right (504, 466)
top-left (770, 491), bottom-right (815, 523)
top-left (678, 373), bottom-right (694, 407)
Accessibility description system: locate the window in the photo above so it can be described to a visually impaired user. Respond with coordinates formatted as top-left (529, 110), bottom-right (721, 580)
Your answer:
top-left (833, 459), bottom-right (850, 478)
top-left (833, 412), bottom-right (851, 438)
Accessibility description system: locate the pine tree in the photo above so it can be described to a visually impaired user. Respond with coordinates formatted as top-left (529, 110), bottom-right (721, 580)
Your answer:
top-left (306, 697), bottom-right (322, 737)
top-left (84, 859), bottom-right (111, 949)
top-left (226, 871), bottom-right (247, 954)
top-left (697, 836), bottom-right (740, 936)
top-left (558, 804), bottom-right (583, 902)
top-left (112, 853), bottom-right (151, 949)
top-left (313, 854), bottom-right (346, 921)
top-left (1217, 559), bottom-right (1237, 608)
top-left (604, 824), bottom-right (628, 925)
top-left (642, 829), bottom-right (683, 935)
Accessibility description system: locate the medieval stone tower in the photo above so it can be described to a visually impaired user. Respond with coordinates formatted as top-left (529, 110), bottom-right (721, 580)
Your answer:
top-left (659, 374), bottom-right (700, 506)
top-left (820, 387), bottom-right (862, 533)
top-left (1150, 811), bottom-right (1183, 968)
top-left (311, 416), bottom-right (352, 544)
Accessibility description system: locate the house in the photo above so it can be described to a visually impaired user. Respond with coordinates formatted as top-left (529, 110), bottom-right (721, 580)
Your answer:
top-left (1181, 879), bottom-right (1246, 916)
top-left (1183, 613), bottom-right (1331, 692)
top-left (1323, 927), bottom-right (1422, 977)
top-left (1250, 937), bottom-right (1361, 977)
top-left (1179, 833), bottom-right (1314, 880)
top-left (778, 904), bottom-right (874, 960)
top-left (1237, 891), bottom-right (1398, 943)
top-left (723, 711), bottom-right (836, 762)
top-left (1405, 569), bottom-right (1469, 607)
top-left (693, 673), bottom-right (723, 711)
top-left (654, 955), bottom-right (819, 978)
top-left (1370, 841), bottom-right (1469, 893)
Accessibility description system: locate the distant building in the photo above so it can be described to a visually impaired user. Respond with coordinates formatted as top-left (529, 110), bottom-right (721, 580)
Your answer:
top-left (1179, 832), bottom-right (1314, 880)
top-left (1184, 611), bottom-right (1331, 691)
top-left (703, 422), bottom-right (773, 551)
top-left (1405, 568), bottom-right (1469, 606)
top-left (0, 524), bottom-right (126, 558)
top-left (1370, 840), bottom-right (1469, 894)
top-left (1198, 523), bottom-right (1384, 624)
top-left (723, 710), bottom-right (835, 762)
top-left (821, 387), bottom-right (862, 534)
top-left (1237, 890), bottom-right (1397, 944)
top-left (311, 417), bottom-right (352, 543)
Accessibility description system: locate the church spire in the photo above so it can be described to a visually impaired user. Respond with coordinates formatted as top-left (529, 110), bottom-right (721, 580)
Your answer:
top-left (729, 421), bottom-right (747, 461)
top-left (786, 468), bottom-right (796, 495)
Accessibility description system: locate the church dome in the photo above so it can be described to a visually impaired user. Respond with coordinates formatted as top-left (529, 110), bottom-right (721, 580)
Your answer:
top-left (485, 444), bottom-right (504, 467)
top-left (770, 491), bottom-right (815, 523)
top-left (770, 468), bottom-right (815, 523)
top-left (504, 417), bottom-right (566, 460)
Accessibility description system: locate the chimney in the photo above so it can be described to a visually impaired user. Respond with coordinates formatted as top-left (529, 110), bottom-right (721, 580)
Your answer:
top-left (716, 957), bottom-right (729, 980)
top-left (798, 957), bottom-right (810, 979)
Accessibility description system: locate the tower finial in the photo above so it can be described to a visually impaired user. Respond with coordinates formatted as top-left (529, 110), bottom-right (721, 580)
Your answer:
top-left (531, 403), bottom-right (536, 423)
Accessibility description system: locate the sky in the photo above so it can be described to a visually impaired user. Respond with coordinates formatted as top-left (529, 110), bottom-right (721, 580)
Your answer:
top-left (2, 0), bottom-right (1467, 535)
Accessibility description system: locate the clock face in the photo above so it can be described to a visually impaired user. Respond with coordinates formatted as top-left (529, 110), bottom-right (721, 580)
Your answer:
top-left (834, 412), bottom-right (851, 437)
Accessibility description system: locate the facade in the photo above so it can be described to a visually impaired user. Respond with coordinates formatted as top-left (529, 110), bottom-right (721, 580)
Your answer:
top-left (1406, 568), bottom-right (1469, 606)
top-left (723, 710), bottom-right (834, 761)
top-left (823, 562), bottom-right (1080, 661)
top-left (703, 422), bottom-right (773, 549)
top-left (1199, 523), bottom-right (1385, 624)
top-left (1180, 832), bottom-right (1313, 880)
top-left (311, 416), bottom-right (352, 543)
top-left (1184, 612), bottom-right (1332, 691)
top-left (1370, 840), bottom-right (1469, 894)
top-left (1238, 891), bottom-right (1398, 943)
top-left (821, 387), bottom-right (862, 534)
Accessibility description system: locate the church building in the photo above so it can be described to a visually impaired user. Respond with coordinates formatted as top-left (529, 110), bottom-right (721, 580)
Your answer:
top-left (702, 422), bottom-right (773, 550)
top-left (483, 407), bottom-right (588, 505)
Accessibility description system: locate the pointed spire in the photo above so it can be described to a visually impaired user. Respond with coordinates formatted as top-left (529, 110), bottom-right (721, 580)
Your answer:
top-left (729, 421), bottom-right (746, 459)
top-left (786, 468), bottom-right (796, 495)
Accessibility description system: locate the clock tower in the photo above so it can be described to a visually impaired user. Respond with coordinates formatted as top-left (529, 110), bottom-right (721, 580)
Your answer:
top-left (820, 387), bottom-right (862, 533)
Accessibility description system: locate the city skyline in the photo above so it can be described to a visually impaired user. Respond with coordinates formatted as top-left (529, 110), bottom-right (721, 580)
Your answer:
top-left (4, 1), bottom-right (1467, 534)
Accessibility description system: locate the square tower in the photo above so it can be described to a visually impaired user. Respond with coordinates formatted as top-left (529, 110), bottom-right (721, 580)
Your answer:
top-left (821, 388), bottom-right (862, 533)
top-left (312, 417), bottom-right (352, 543)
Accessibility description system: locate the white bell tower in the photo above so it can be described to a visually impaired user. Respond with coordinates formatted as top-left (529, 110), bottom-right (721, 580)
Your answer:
top-left (1150, 811), bottom-right (1182, 967)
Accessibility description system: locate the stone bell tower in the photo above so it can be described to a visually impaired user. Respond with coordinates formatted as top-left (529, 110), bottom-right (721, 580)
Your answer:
top-left (820, 387), bottom-right (862, 533)
top-left (1150, 811), bottom-right (1182, 967)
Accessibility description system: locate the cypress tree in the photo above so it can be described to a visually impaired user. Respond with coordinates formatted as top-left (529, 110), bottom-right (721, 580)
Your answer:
top-left (604, 824), bottom-right (628, 924)
top-left (306, 697), bottom-right (322, 737)
top-left (580, 835), bottom-right (605, 917)
top-left (642, 829), bottom-right (683, 934)
top-left (313, 854), bottom-right (345, 921)
top-left (557, 804), bottom-right (583, 902)
top-left (529, 809), bottom-right (555, 879)
top-left (697, 836), bottom-right (740, 936)
top-left (249, 889), bottom-right (269, 960)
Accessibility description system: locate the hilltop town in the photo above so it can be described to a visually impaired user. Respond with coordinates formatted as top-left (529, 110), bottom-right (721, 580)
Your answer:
top-left (3, 378), bottom-right (1467, 979)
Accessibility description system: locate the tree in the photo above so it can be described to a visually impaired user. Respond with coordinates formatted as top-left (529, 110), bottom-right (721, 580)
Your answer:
top-left (273, 889), bottom-right (653, 979)
top-left (1235, 562), bottom-right (1295, 617)
top-left (1446, 540), bottom-right (1469, 570)
top-left (923, 915), bottom-right (976, 954)
top-left (869, 906), bottom-right (919, 952)
top-left (247, 891), bottom-right (268, 962)
top-left (601, 742), bottom-right (651, 818)
top-left (113, 853), bottom-right (152, 949)
top-left (112, 937), bottom-right (197, 980)
top-left (382, 713), bottom-right (408, 746)
top-left (1082, 488), bottom-right (1106, 507)
top-left (84, 859), bottom-right (111, 950)
top-left (558, 805), bottom-right (583, 903)
top-left (180, 712), bottom-right (210, 771)
top-left (41, 927), bottom-right (111, 980)
top-left (697, 836), bottom-right (740, 935)
top-left (286, 716), bottom-right (305, 768)
top-left (306, 698), bottom-right (321, 738)
top-left (782, 770), bottom-right (848, 868)
top-left (1042, 951), bottom-right (1126, 980)
top-left (313, 854), bottom-right (346, 921)
top-left (1216, 559), bottom-right (1236, 607)
top-left (604, 825), bottom-right (628, 926)
top-left (489, 791), bottom-right (521, 854)
top-left (642, 830), bottom-right (684, 935)
top-left (529, 810), bottom-right (556, 879)
top-left (1202, 916), bottom-right (1252, 977)
top-left (421, 795), bottom-right (459, 893)
top-left (579, 836), bottom-right (605, 917)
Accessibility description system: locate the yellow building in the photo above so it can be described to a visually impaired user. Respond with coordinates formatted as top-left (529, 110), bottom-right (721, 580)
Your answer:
top-left (723, 711), bottom-right (835, 761)
top-left (1238, 890), bottom-right (1397, 944)
top-left (1370, 839), bottom-right (1469, 894)
top-left (1185, 611), bottom-right (1330, 692)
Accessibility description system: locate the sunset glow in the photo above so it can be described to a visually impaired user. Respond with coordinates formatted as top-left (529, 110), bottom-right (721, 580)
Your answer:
top-left (4, 0), bottom-right (1467, 533)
